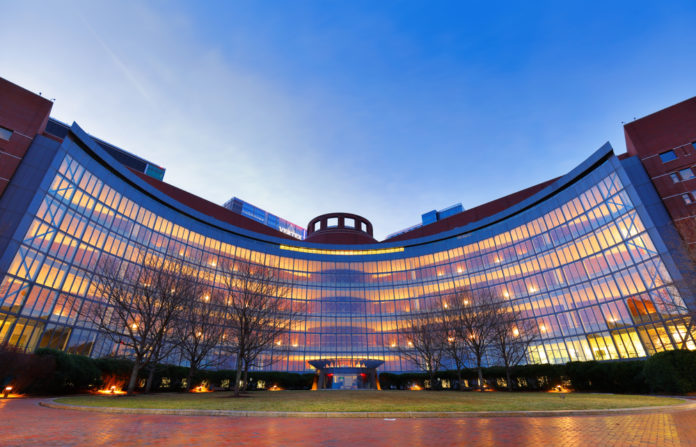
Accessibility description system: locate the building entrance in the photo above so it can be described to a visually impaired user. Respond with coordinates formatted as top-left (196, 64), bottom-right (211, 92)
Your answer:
top-left (308, 359), bottom-right (384, 390)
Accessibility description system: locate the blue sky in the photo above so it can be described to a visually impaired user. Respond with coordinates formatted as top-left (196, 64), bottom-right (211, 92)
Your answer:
top-left (2, 1), bottom-right (696, 239)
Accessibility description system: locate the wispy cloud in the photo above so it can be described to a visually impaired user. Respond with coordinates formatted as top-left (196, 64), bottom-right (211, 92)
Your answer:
top-left (2, 1), bottom-right (696, 239)
top-left (74, 8), bottom-right (157, 109)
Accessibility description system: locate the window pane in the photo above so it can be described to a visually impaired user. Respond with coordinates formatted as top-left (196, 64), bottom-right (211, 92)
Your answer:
top-left (659, 150), bottom-right (677, 163)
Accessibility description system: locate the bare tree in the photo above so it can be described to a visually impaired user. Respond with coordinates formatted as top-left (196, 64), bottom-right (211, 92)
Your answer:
top-left (175, 288), bottom-right (227, 391)
top-left (440, 297), bottom-right (471, 390)
top-left (491, 303), bottom-right (539, 390)
top-left (396, 302), bottom-right (446, 389)
top-left (447, 288), bottom-right (500, 390)
top-left (240, 329), bottom-right (297, 392)
top-left (84, 254), bottom-right (194, 395)
top-left (220, 261), bottom-right (296, 397)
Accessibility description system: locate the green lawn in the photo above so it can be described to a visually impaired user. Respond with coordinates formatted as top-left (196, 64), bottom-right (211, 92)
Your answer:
top-left (54, 391), bottom-right (682, 412)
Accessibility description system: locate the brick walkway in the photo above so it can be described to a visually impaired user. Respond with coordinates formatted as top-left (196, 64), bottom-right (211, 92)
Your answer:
top-left (3, 398), bottom-right (696, 446)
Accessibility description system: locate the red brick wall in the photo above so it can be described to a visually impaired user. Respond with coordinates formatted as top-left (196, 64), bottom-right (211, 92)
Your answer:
top-left (0, 78), bottom-right (53, 197)
top-left (624, 97), bottom-right (696, 253)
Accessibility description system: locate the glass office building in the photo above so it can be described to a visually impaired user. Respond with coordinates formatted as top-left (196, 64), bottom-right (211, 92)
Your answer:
top-left (1, 78), bottom-right (695, 372)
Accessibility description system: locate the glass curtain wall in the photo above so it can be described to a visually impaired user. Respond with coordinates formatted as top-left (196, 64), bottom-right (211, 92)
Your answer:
top-left (0, 152), bottom-right (694, 372)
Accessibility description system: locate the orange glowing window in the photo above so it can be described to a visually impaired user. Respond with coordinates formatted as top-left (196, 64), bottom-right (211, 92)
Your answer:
top-left (626, 297), bottom-right (657, 317)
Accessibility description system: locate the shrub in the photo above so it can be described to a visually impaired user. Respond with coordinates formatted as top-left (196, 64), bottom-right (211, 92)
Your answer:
top-left (607, 361), bottom-right (648, 394)
top-left (0, 344), bottom-right (54, 394)
top-left (644, 350), bottom-right (696, 395)
top-left (566, 361), bottom-right (604, 391)
top-left (378, 372), bottom-right (400, 390)
top-left (93, 357), bottom-right (134, 379)
top-left (247, 372), bottom-right (314, 390)
top-left (34, 348), bottom-right (101, 394)
top-left (565, 360), bottom-right (647, 394)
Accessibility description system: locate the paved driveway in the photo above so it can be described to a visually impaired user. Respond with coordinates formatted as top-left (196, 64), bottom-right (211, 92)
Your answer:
top-left (2, 398), bottom-right (696, 446)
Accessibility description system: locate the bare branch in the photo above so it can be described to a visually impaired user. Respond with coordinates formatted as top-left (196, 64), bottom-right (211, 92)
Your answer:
top-left (395, 301), bottom-right (446, 388)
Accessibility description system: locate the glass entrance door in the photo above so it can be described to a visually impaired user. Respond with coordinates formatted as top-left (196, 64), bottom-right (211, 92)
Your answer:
top-left (330, 374), bottom-right (358, 389)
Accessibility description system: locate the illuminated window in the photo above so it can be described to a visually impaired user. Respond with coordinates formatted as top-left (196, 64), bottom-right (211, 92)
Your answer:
top-left (670, 173), bottom-right (680, 183)
top-left (0, 126), bottom-right (12, 141)
top-left (679, 168), bottom-right (695, 180)
top-left (682, 194), bottom-right (693, 205)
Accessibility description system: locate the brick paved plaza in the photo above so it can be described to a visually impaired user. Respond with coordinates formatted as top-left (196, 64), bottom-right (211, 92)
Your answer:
top-left (3, 398), bottom-right (696, 446)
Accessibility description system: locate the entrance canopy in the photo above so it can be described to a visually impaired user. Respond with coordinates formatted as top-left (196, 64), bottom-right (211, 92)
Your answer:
top-left (308, 359), bottom-right (384, 390)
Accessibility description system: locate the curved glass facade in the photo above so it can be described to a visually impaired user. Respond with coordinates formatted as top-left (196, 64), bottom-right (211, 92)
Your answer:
top-left (0, 129), bottom-right (694, 372)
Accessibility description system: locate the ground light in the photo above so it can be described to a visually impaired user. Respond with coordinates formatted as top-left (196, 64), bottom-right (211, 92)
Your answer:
top-left (95, 385), bottom-right (127, 395)
top-left (191, 385), bottom-right (212, 393)
top-left (94, 376), bottom-right (127, 395)
top-left (548, 384), bottom-right (572, 393)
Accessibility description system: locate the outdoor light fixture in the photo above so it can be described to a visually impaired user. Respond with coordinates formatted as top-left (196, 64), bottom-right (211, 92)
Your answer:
top-left (3, 386), bottom-right (13, 398)
top-left (191, 385), bottom-right (212, 393)
top-left (95, 384), bottom-right (126, 395)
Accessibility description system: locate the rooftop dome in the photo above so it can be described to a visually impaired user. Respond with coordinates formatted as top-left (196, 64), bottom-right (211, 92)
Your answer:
top-left (304, 212), bottom-right (377, 244)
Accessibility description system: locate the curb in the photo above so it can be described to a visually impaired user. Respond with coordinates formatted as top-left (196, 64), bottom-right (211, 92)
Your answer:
top-left (38, 398), bottom-right (696, 419)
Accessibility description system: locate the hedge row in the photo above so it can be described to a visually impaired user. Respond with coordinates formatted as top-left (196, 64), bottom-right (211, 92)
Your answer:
top-left (380, 351), bottom-right (696, 394)
top-left (0, 347), bottom-right (316, 394)
top-left (2, 347), bottom-right (695, 395)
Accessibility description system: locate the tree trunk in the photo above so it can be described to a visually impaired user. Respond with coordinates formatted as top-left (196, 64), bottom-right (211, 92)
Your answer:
top-left (457, 369), bottom-right (463, 391)
top-left (242, 368), bottom-right (249, 392)
top-left (476, 358), bottom-right (484, 391)
top-left (145, 366), bottom-right (156, 393)
top-left (186, 366), bottom-right (195, 392)
top-left (506, 367), bottom-right (513, 392)
top-left (127, 361), bottom-right (141, 395)
top-left (233, 356), bottom-right (243, 397)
